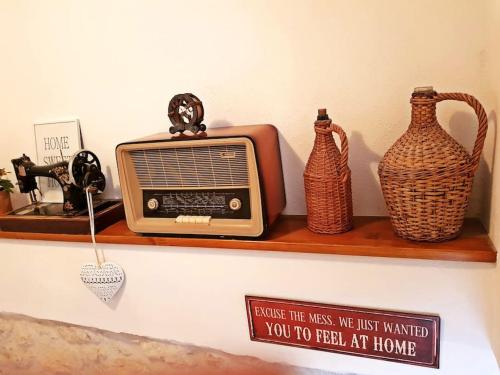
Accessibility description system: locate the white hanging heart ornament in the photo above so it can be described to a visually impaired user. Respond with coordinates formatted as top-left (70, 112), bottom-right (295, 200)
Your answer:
top-left (80, 262), bottom-right (125, 303)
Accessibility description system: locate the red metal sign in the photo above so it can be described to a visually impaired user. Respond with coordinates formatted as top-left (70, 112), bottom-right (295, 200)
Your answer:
top-left (245, 296), bottom-right (440, 368)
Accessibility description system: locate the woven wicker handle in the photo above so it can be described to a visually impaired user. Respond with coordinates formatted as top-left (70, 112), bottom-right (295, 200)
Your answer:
top-left (436, 93), bottom-right (488, 172)
top-left (330, 123), bottom-right (349, 172)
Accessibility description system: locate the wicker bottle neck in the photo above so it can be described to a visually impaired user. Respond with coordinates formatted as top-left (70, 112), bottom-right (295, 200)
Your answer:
top-left (314, 119), bottom-right (331, 130)
top-left (310, 119), bottom-right (341, 174)
top-left (410, 99), bottom-right (438, 129)
top-left (313, 120), bottom-right (336, 149)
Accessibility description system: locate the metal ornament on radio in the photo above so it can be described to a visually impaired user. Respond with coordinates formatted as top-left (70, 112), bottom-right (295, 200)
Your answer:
top-left (168, 93), bottom-right (206, 134)
top-left (378, 87), bottom-right (488, 242)
top-left (304, 109), bottom-right (353, 234)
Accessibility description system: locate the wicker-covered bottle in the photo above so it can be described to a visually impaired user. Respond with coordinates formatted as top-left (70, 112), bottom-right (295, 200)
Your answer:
top-left (378, 87), bottom-right (488, 242)
top-left (304, 109), bottom-right (353, 234)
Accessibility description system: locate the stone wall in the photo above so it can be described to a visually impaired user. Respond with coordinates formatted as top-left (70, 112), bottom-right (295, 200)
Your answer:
top-left (0, 313), bottom-right (329, 375)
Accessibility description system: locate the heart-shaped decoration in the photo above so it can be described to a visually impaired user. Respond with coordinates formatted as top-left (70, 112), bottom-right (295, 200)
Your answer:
top-left (80, 262), bottom-right (125, 303)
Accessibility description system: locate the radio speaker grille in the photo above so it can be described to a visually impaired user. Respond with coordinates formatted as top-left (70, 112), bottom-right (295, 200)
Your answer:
top-left (130, 144), bottom-right (249, 188)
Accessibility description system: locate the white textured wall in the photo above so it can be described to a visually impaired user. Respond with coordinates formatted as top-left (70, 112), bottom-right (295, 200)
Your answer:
top-left (485, 0), bottom-right (500, 365)
top-left (0, 1), bottom-right (499, 374)
top-left (0, 0), bottom-right (495, 216)
top-left (0, 241), bottom-right (498, 375)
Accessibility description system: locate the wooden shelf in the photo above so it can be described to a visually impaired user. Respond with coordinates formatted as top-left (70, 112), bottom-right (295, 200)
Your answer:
top-left (0, 216), bottom-right (496, 263)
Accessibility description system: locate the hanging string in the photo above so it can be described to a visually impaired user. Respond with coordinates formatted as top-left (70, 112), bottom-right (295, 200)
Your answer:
top-left (85, 187), bottom-right (105, 267)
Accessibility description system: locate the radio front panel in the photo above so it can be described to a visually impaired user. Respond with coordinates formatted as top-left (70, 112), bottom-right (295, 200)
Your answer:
top-left (116, 136), bottom-right (265, 237)
top-left (142, 188), bottom-right (251, 219)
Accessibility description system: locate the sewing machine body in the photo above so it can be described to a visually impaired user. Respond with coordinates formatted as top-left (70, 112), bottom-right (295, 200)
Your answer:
top-left (11, 150), bottom-right (105, 212)
top-left (0, 150), bottom-right (124, 234)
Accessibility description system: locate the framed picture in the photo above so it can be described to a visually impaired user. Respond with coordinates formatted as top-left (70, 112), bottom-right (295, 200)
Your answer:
top-left (34, 120), bottom-right (82, 202)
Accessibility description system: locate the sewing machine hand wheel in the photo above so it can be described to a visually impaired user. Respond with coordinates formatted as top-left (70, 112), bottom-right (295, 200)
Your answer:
top-left (68, 150), bottom-right (105, 192)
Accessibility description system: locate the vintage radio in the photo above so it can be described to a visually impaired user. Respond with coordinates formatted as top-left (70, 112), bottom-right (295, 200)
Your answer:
top-left (116, 125), bottom-right (286, 238)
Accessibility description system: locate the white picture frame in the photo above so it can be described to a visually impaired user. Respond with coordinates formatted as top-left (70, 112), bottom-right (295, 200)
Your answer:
top-left (34, 119), bottom-right (83, 202)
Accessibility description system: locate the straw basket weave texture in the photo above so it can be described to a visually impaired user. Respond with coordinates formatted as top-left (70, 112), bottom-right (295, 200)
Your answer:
top-left (304, 109), bottom-right (353, 234)
top-left (378, 88), bottom-right (488, 242)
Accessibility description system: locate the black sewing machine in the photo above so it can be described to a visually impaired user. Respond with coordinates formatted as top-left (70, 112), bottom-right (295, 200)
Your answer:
top-left (12, 150), bottom-right (106, 213)
top-left (0, 150), bottom-right (124, 234)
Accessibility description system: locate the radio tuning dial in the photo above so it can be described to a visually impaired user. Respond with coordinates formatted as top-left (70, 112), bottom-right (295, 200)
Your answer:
top-left (147, 198), bottom-right (160, 211)
top-left (229, 198), bottom-right (242, 211)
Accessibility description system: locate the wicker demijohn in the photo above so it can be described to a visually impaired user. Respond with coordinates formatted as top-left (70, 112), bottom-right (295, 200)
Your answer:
top-left (304, 109), bottom-right (353, 234)
top-left (378, 87), bottom-right (488, 242)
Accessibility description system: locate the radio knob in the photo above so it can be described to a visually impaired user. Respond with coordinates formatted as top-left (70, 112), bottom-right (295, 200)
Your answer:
top-left (229, 198), bottom-right (242, 211)
top-left (147, 198), bottom-right (160, 211)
